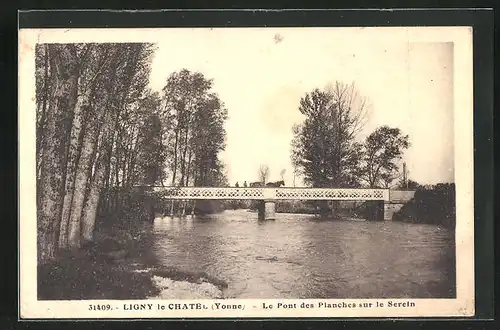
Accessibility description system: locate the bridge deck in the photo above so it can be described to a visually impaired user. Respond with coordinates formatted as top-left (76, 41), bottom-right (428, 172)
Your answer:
top-left (149, 187), bottom-right (390, 201)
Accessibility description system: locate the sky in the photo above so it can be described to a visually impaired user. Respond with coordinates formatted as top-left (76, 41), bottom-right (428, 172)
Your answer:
top-left (147, 28), bottom-right (455, 186)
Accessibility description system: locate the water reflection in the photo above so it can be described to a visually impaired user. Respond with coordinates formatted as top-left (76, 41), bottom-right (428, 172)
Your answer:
top-left (148, 210), bottom-right (455, 299)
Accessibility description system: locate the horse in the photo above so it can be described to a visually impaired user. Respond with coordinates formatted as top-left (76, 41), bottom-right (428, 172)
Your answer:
top-left (265, 180), bottom-right (285, 187)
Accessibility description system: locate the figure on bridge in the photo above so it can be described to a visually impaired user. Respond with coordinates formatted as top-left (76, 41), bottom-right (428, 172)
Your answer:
top-left (249, 180), bottom-right (285, 187)
top-left (235, 182), bottom-right (239, 188)
top-left (243, 181), bottom-right (248, 188)
top-left (265, 180), bottom-right (285, 187)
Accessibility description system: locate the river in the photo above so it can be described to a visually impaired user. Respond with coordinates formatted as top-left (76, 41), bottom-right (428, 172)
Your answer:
top-left (139, 209), bottom-right (455, 299)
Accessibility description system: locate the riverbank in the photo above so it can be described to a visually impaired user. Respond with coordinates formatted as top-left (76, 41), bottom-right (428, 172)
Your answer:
top-left (38, 228), bottom-right (228, 300)
top-left (137, 267), bottom-right (226, 299)
top-left (393, 183), bottom-right (455, 228)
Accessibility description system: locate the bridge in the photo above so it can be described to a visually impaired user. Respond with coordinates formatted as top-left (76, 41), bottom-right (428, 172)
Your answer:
top-left (144, 186), bottom-right (414, 221)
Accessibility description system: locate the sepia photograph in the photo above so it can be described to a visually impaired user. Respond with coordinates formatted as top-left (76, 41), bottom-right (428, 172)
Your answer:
top-left (19, 26), bottom-right (474, 318)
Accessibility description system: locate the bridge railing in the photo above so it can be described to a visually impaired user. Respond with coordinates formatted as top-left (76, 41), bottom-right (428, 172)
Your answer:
top-left (145, 186), bottom-right (390, 201)
top-left (274, 188), bottom-right (389, 201)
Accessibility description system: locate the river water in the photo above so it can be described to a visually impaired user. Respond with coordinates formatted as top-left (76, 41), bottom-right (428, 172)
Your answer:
top-left (142, 209), bottom-right (455, 299)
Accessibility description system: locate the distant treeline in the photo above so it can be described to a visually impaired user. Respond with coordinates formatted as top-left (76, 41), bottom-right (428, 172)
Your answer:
top-left (220, 199), bottom-right (368, 216)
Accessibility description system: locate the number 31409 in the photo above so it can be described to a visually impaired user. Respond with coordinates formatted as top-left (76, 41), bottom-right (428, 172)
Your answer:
top-left (89, 304), bottom-right (112, 311)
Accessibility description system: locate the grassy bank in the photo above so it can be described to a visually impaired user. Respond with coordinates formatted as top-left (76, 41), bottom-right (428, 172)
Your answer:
top-left (38, 251), bottom-right (159, 300)
top-left (38, 227), bottom-right (228, 300)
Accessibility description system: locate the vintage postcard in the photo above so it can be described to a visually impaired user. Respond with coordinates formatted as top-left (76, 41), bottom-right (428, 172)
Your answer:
top-left (19, 26), bottom-right (474, 319)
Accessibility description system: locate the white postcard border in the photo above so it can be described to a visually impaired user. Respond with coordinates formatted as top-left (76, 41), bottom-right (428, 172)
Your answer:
top-left (19, 26), bottom-right (474, 319)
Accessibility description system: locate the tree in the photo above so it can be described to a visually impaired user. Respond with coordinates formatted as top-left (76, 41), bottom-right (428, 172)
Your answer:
top-left (290, 128), bottom-right (302, 187)
top-left (398, 162), bottom-right (409, 189)
top-left (35, 46), bottom-right (230, 261)
top-left (35, 44), bottom-right (52, 188)
top-left (290, 82), bottom-right (368, 188)
top-left (36, 43), bottom-right (157, 260)
top-left (161, 69), bottom-right (227, 189)
top-left (160, 70), bottom-right (228, 215)
top-left (191, 91), bottom-right (228, 187)
top-left (394, 161), bottom-right (417, 190)
top-left (258, 164), bottom-right (270, 184)
top-left (59, 44), bottom-right (111, 248)
top-left (405, 179), bottom-right (420, 190)
top-left (380, 171), bottom-right (402, 189)
top-left (134, 92), bottom-right (165, 185)
top-left (37, 44), bottom-right (79, 262)
top-left (358, 126), bottom-right (410, 188)
top-left (76, 43), bottom-right (155, 245)
top-left (280, 169), bottom-right (286, 181)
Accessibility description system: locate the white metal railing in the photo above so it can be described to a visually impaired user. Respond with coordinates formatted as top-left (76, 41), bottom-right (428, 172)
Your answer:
top-left (148, 187), bottom-right (390, 201)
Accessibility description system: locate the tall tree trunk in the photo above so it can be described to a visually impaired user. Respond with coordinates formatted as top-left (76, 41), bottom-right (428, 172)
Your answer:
top-left (37, 45), bottom-right (78, 262)
top-left (80, 88), bottom-right (121, 240)
top-left (105, 80), bottom-right (127, 188)
top-left (127, 129), bottom-right (140, 186)
top-left (182, 134), bottom-right (190, 220)
top-left (102, 128), bottom-right (117, 213)
top-left (115, 133), bottom-right (121, 188)
top-left (113, 126), bottom-right (123, 219)
top-left (185, 149), bottom-right (193, 187)
top-left (80, 151), bottom-right (107, 243)
top-left (36, 44), bottom-right (50, 191)
top-left (179, 129), bottom-right (187, 187)
top-left (122, 128), bottom-right (133, 186)
top-left (158, 130), bottom-right (166, 187)
top-left (66, 85), bottom-right (111, 249)
top-left (121, 146), bottom-right (128, 186)
top-left (81, 45), bottom-right (139, 237)
top-left (58, 89), bottom-right (90, 249)
top-left (66, 115), bottom-right (102, 249)
top-left (171, 126), bottom-right (180, 186)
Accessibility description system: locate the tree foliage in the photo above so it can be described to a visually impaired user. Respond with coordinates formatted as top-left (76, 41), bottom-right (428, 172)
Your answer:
top-left (393, 183), bottom-right (455, 227)
top-left (357, 126), bottom-right (410, 188)
top-left (291, 82), bottom-right (411, 191)
top-left (134, 91), bottom-right (165, 185)
top-left (291, 82), bottom-right (368, 188)
top-left (161, 69), bottom-right (228, 188)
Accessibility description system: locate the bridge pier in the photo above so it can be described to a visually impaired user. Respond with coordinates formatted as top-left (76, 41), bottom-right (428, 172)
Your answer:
top-left (383, 202), bottom-right (405, 220)
top-left (258, 200), bottom-right (276, 220)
